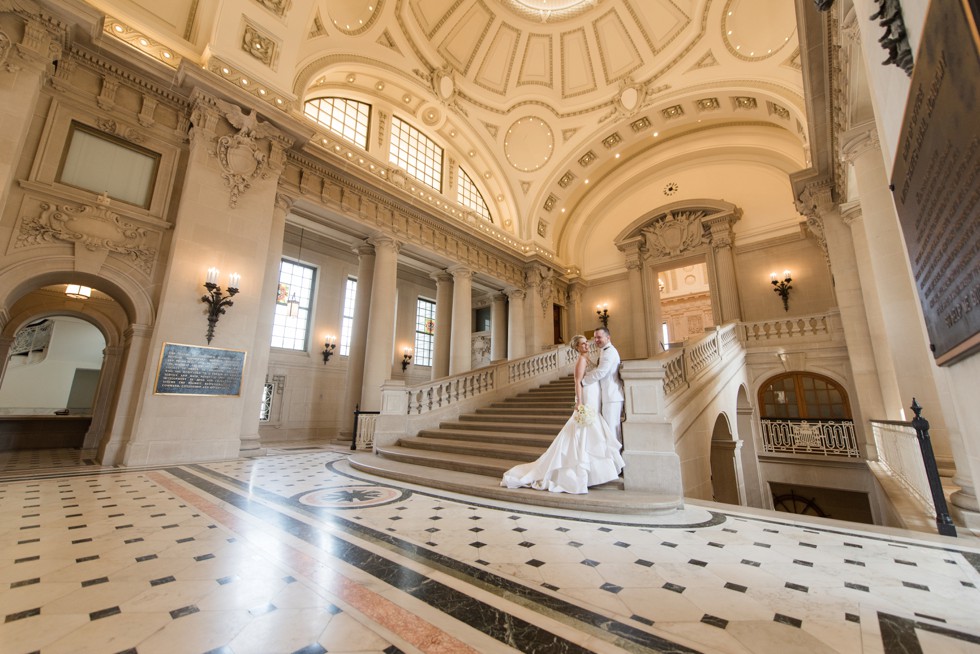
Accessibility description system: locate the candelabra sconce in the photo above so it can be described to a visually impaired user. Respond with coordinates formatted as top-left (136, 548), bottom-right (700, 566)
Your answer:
top-left (322, 335), bottom-right (337, 363)
top-left (202, 268), bottom-right (240, 344)
top-left (596, 303), bottom-right (609, 328)
top-left (771, 270), bottom-right (792, 312)
top-left (401, 348), bottom-right (413, 372)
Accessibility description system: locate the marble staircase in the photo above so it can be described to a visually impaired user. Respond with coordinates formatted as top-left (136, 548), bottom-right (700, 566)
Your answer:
top-left (348, 376), bottom-right (680, 514)
top-left (372, 376), bottom-right (574, 475)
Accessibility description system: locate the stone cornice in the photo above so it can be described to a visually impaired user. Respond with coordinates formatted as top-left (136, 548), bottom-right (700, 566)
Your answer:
top-left (66, 43), bottom-right (190, 109)
top-left (281, 149), bottom-right (550, 287)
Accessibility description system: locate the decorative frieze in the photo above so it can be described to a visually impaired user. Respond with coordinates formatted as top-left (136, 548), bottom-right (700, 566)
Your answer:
top-left (15, 197), bottom-right (159, 274)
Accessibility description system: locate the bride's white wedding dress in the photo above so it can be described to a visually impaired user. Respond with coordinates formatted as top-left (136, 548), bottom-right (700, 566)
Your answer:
top-left (500, 376), bottom-right (625, 494)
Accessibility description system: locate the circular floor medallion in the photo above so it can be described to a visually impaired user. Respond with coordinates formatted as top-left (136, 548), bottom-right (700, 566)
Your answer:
top-left (298, 485), bottom-right (405, 509)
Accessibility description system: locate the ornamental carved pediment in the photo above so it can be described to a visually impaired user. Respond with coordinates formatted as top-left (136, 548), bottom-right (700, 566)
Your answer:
top-left (15, 198), bottom-right (158, 274)
top-left (641, 211), bottom-right (707, 257)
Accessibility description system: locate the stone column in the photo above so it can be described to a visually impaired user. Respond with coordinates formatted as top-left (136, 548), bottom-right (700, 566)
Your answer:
top-left (566, 282), bottom-right (584, 340)
top-left (118, 91), bottom-right (293, 466)
top-left (798, 180), bottom-right (886, 453)
top-left (525, 264), bottom-right (553, 351)
top-left (705, 216), bottom-right (742, 323)
top-left (430, 271), bottom-right (453, 378)
top-left (99, 324), bottom-right (153, 465)
top-left (239, 193), bottom-right (292, 457)
top-left (840, 204), bottom-right (903, 415)
top-left (642, 257), bottom-right (664, 353)
top-left (840, 127), bottom-right (978, 517)
top-left (0, 335), bottom-right (12, 381)
top-left (506, 287), bottom-right (526, 359)
top-left (343, 242), bottom-right (376, 431)
top-left (448, 265), bottom-right (473, 375)
top-left (0, 15), bottom-right (56, 214)
top-left (490, 292), bottom-right (508, 360)
top-left (620, 241), bottom-right (648, 358)
top-left (81, 345), bottom-right (123, 451)
top-left (359, 235), bottom-right (400, 411)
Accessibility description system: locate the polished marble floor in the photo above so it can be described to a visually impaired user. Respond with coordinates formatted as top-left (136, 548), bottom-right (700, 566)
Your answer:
top-left (1, 445), bottom-right (979, 654)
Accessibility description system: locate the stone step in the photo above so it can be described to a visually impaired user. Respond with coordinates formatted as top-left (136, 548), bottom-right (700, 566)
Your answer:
top-left (398, 437), bottom-right (545, 461)
top-left (417, 427), bottom-right (555, 448)
top-left (436, 420), bottom-right (565, 435)
top-left (457, 413), bottom-right (567, 426)
top-left (346, 455), bottom-right (684, 515)
top-left (476, 406), bottom-right (570, 416)
top-left (374, 444), bottom-right (522, 477)
top-left (491, 400), bottom-right (573, 408)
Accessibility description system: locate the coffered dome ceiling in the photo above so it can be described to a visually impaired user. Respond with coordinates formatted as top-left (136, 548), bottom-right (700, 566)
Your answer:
top-left (95, 0), bottom-right (809, 265)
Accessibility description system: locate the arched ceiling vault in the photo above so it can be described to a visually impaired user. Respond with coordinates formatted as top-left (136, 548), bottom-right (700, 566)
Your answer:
top-left (89, 0), bottom-right (809, 272)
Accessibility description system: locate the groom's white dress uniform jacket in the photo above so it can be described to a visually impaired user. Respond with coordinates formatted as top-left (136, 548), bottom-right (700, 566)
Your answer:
top-left (582, 344), bottom-right (625, 443)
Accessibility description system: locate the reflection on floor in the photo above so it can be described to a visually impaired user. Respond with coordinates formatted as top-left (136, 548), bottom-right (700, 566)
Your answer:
top-left (1, 445), bottom-right (979, 654)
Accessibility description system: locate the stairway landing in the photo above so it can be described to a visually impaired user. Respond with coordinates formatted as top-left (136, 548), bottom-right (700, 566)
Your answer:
top-left (348, 375), bottom-right (681, 514)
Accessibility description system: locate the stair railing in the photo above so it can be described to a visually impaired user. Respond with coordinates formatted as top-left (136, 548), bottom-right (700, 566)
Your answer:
top-left (368, 344), bottom-right (577, 450)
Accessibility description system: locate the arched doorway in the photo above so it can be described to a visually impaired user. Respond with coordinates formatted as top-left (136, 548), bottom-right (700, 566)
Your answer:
top-left (0, 281), bottom-right (138, 467)
top-left (757, 372), bottom-right (858, 457)
top-left (0, 315), bottom-right (106, 454)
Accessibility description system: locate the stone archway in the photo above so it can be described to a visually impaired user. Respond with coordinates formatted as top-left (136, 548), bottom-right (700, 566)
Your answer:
top-left (0, 267), bottom-right (155, 464)
top-left (614, 199), bottom-right (742, 358)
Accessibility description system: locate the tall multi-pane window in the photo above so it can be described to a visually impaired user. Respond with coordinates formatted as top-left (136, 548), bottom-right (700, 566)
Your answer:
top-left (457, 167), bottom-right (492, 222)
top-left (340, 276), bottom-right (357, 356)
top-left (389, 116), bottom-right (442, 191)
top-left (304, 97), bottom-right (370, 149)
top-left (414, 298), bottom-right (436, 366)
top-left (271, 259), bottom-right (316, 350)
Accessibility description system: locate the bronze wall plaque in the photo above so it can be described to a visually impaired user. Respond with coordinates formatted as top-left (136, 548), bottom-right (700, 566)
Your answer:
top-left (154, 343), bottom-right (246, 396)
top-left (891, 0), bottom-right (980, 365)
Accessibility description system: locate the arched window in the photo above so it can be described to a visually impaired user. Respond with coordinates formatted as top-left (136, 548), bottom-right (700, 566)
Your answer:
top-left (389, 116), bottom-right (443, 191)
top-left (457, 167), bottom-right (492, 222)
top-left (758, 372), bottom-right (851, 420)
top-left (304, 97), bottom-right (370, 149)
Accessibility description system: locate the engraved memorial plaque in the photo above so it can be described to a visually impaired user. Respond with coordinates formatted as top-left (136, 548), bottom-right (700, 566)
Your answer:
top-left (891, 0), bottom-right (980, 365)
top-left (154, 343), bottom-right (246, 396)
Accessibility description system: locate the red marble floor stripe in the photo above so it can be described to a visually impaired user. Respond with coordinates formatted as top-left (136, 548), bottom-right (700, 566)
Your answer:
top-left (147, 470), bottom-right (480, 654)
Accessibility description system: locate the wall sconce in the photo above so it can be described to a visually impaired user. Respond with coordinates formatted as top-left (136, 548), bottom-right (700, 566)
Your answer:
top-left (401, 347), bottom-right (413, 372)
top-left (771, 270), bottom-right (792, 311)
top-left (65, 284), bottom-right (91, 299)
top-left (202, 268), bottom-right (240, 344)
top-left (322, 334), bottom-right (336, 363)
top-left (596, 303), bottom-right (609, 328)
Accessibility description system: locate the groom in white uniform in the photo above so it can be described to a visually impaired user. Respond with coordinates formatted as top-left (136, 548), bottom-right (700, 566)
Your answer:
top-left (581, 327), bottom-right (625, 446)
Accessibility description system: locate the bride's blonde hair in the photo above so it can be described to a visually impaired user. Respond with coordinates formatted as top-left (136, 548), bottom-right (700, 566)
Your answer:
top-left (569, 334), bottom-right (587, 350)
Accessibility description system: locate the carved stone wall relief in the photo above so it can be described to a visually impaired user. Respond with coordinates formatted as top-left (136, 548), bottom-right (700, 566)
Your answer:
top-left (15, 197), bottom-right (160, 274)
top-left (641, 211), bottom-right (708, 257)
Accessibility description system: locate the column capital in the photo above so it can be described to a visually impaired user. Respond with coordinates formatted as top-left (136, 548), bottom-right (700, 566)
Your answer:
top-left (492, 292), bottom-right (508, 303)
top-left (274, 193), bottom-right (295, 215)
top-left (840, 201), bottom-right (863, 227)
top-left (353, 241), bottom-right (375, 258)
top-left (795, 179), bottom-right (836, 220)
top-left (840, 126), bottom-right (880, 164)
top-left (447, 265), bottom-right (473, 281)
top-left (505, 286), bottom-right (526, 301)
top-left (367, 233), bottom-right (401, 254)
top-left (430, 270), bottom-right (453, 284)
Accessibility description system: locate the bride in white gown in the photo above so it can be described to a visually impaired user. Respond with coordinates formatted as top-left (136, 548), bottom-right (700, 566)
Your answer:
top-left (501, 335), bottom-right (625, 494)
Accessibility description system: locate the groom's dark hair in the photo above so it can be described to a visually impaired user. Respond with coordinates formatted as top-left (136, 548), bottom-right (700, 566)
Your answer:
top-left (596, 327), bottom-right (611, 338)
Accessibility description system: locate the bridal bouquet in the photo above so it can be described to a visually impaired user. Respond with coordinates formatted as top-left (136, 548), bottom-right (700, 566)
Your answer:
top-left (573, 403), bottom-right (595, 426)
